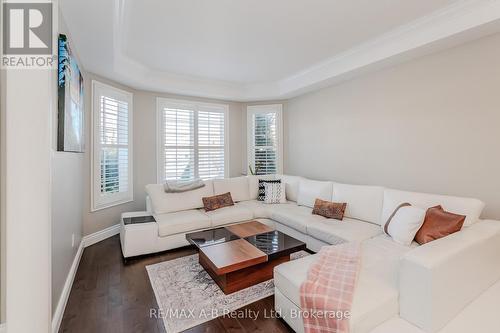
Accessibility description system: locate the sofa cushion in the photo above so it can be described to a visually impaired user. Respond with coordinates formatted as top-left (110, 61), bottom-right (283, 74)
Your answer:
top-left (384, 205), bottom-right (426, 247)
top-left (248, 175), bottom-right (259, 200)
top-left (264, 182), bottom-right (287, 204)
top-left (297, 178), bottom-right (333, 208)
top-left (280, 175), bottom-right (302, 202)
top-left (274, 254), bottom-right (399, 333)
top-left (213, 177), bottom-right (250, 202)
top-left (145, 181), bottom-right (214, 214)
top-left (155, 210), bottom-right (211, 237)
top-left (361, 234), bottom-right (417, 288)
top-left (307, 218), bottom-right (382, 245)
top-left (382, 189), bottom-right (484, 227)
top-left (414, 205), bottom-right (465, 245)
top-left (312, 198), bottom-right (347, 220)
top-left (202, 192), bottom-right (234, 212)
top-left (260, 179), bottom-right (282, 201)
top-left (271, 204), bottom-right (325, 234)
top-left (203, 203), bottom-right (253, 227)
top-left (238, 200), bottom-right (292, 219)
top-left (333, 183), bottom-right (384, 224)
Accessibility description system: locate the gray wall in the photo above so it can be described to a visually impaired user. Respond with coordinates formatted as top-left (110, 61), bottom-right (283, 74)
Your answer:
top-left (82, 73), bottom-right (247, 235)
top-left (51, 12), bottom-right (84, 314)
top-left (284, 32), bottom-right (500, 220)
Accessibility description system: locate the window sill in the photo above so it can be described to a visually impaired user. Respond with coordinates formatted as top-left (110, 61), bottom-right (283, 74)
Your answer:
top-left (91, 198), bottom-right (134, 213)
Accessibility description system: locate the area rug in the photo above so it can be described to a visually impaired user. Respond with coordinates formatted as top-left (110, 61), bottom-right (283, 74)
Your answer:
top-left (146, 250), bottom-right (309, 333)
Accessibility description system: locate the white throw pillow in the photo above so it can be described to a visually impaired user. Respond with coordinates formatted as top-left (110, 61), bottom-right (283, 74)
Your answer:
top-left (264, 182), bottom-right (286, 204)
top-left (383, 204), bottom-right (426, 246)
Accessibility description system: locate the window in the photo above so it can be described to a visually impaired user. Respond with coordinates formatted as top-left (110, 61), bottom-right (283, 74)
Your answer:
top-left (247, 104), bottom-right (283, 175)
top-left (157, 98), bottom-right (228, 183)
top-left (92, 81), bottom-right (133, 211)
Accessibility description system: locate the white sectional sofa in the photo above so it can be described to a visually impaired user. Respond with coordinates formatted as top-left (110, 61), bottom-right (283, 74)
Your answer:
top-left (119, 175), bottom-right (500, 333)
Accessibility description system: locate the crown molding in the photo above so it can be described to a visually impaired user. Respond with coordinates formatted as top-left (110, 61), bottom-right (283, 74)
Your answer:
top-left (111, 0), bottom-right (500, 101)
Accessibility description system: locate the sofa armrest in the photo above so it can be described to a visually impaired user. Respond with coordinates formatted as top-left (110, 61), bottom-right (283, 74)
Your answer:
top-left (400, 220), bottom-right (500, 332)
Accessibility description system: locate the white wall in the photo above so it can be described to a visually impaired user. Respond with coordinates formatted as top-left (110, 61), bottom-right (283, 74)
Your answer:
top-left (284, 32), bottom-right (500, 220)
top-left (5, 56), bottom-right (53, 333)
top-left (51, 11), bottom-right (84, 316)
top-left (82, 73), bottom-right (246, 235)
top-left (0, 32), bottom-right (6, 325)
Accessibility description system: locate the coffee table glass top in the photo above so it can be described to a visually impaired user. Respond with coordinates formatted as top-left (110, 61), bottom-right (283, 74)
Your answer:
top-left (186, 221), bottom-right (306, 261)
top-left (244, 230), bottom-right (306, 260)
top-left (186, 227), bottom-right (239, 248)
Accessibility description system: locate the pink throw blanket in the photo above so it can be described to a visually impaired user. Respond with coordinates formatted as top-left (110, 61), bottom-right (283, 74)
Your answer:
top-left (300, 242), bottom-right (362, 333)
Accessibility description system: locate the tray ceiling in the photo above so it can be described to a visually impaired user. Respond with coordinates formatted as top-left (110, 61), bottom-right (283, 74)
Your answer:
top-left (60, 0), bottom-right (500, 101)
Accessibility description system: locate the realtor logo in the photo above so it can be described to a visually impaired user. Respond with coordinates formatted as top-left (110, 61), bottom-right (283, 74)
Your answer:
top-left (2, 2), bottom-right (54, 68)
top-left (3, 2), bottom-right (52, 54)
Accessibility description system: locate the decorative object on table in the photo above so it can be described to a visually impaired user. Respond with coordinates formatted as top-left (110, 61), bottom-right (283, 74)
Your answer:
top-left (164, 178), bottom-right (205, 193)
top-left (57, 33), bottom-right (84, 152)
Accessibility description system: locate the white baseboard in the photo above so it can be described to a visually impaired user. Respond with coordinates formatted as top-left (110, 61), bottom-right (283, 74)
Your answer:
top-left (51, 240), bottom-right (84, 333)
top-left (51, 223), bottom-right (120, 333)
top-left (82, 223), bottom-right (120, 248)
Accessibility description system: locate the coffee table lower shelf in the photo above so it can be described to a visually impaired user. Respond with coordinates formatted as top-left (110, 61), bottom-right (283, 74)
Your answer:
top-left (199, 252), bottom-right (290, 294)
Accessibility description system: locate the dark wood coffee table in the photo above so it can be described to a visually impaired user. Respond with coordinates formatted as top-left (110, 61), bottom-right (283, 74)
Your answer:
top-left (186, 220), bottom-right (306, 294)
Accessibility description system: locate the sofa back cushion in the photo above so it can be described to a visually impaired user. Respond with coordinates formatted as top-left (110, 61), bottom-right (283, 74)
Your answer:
top-left (280, 175), bottom-right (301, 202)
top-left (382, 189), bottom-right (484, 227)
top-left (145, 181), bottom-right (214, 214)
top-left (297, 178), bottom-right (333, 208)
top-left (213, 176), bottom-right (250, 202)
top-left (332, 183), bottom-right (385, 225)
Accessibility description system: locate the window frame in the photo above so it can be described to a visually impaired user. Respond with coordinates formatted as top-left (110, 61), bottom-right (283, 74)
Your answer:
top-left (91, 80), bottom-right (134, 211)
top-left (156, 97), bottom-right (230, 183)
top-left (247, 104), bottom-right (284, 175)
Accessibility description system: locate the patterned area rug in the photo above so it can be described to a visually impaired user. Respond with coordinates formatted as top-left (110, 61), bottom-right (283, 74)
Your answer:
top-left (146, 250), bottom-right (309, 333)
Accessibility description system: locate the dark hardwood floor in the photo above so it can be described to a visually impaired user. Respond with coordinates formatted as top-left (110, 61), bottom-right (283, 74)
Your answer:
top-left (59, 235), bottom-right (294, 333)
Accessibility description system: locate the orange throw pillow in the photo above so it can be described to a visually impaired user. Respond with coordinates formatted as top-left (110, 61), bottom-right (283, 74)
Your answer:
top-left (414, 205), bottom-right (465, 245)
top-left (202, 192), bottom-right (234, 212)
top-left (312, 198), bottom-right (347, 220)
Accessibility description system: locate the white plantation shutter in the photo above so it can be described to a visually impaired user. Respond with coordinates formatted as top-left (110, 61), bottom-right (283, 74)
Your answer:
top-left (198, 109), bottom-right (225, 180)
top-left (157, 98), bottom-right (228, 183)
top-left (247, 105), bottom-right (283, 175)
top-left (254, 112), bottom-right (277, 174)
top-left (163, 107), bottom-right (195, 181)
top-left (92, 81), bottom-right (133, 211)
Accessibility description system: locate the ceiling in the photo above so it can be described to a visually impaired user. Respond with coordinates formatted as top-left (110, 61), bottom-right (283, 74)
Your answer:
top-left (60, 0), bottom-right (500, 101)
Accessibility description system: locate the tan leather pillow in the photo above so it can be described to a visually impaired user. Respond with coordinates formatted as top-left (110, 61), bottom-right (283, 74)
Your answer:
top-left (202, 192), bottom-right (234, 212)
top-left (312, 198), bottom-right (347, 220)
top-left (414, 205), bottom-right (465, 245)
